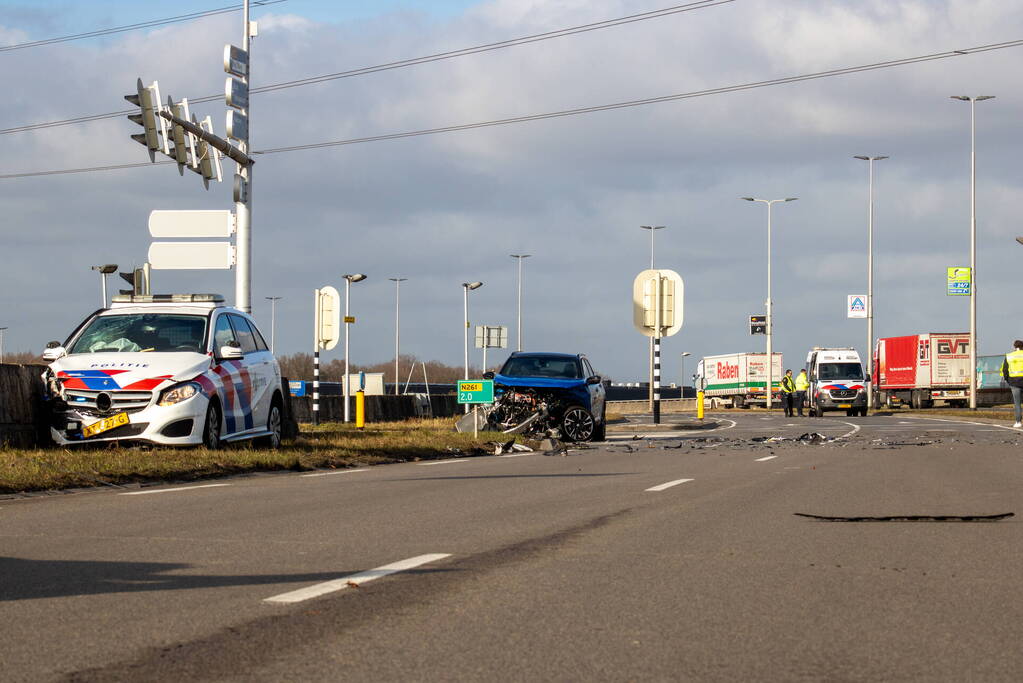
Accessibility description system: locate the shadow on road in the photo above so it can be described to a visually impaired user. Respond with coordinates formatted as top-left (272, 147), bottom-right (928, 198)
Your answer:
top-left (0, 556), bottom-right (449, 602)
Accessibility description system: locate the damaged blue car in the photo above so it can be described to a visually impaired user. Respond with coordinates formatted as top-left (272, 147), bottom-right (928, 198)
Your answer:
top-left (483, 352), bottom-right (607, 442)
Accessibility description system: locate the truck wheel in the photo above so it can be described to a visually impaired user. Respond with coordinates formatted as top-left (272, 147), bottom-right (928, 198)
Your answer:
top-left (911, 391), bottom-right (925, 410)
top-left (732, 396), bottom-right (745, 409)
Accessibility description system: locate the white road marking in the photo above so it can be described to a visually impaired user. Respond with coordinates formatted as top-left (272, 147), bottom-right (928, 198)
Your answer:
top-left (418, 459), bottom-right (469, 466)
top-left (496, 452), bottom-right (534, 458)
top-left (300, 469), bottom-right (369, 478)
top-left (120, 484), bottom-right (229, 496)
top-left (833, 420), bottom-right (860, 440)
top-left (755, 455), bottom-right (778, 462)
top-left (645, 478), bottom-right (694, 492)
top-left (264, 553), bottom-right (451, 604)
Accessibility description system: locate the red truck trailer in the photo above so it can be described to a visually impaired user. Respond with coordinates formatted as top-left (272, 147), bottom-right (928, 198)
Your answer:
top-left (873, 333), bottom-right (971, 409)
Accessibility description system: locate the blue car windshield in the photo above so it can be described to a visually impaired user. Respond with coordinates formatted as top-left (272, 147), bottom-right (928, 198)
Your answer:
top-left (501, 356), bottom-right (581, 379)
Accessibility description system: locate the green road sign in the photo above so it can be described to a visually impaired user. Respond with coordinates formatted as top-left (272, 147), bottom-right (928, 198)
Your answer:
top-left (457, 380), bottom-right (494, 404)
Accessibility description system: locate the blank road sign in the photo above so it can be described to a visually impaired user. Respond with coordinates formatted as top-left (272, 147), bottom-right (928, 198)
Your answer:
top-left (148, 242), bottom-right (235, 269)
top-left (149, 210), bottom-right (234, 238)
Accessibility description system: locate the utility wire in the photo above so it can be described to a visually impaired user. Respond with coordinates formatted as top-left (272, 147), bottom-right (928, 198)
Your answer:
top-left (0, 1), bottom-right (287, 53)
top-left (1, 37), bottom-right (1019, 180)
top-left (0, 0), bottom-right (732, 136)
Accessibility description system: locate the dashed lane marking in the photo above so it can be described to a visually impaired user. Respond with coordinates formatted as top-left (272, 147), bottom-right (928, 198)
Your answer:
top-left (264, 553), bottom-right (452, 604)
top-left (755, 455), bottom-right (778, 462)
top-left (120, 484), bottom-right (230, 496)
top-left (645, 478), bottom-right (694, 492)
top-left (418, 459), bottom-right (470, 466)
top-left (300, 469), bottom-right (369, 478)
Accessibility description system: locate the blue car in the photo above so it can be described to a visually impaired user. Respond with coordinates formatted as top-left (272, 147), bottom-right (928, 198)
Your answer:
top-left (483, 352), bottom-right (607, 442)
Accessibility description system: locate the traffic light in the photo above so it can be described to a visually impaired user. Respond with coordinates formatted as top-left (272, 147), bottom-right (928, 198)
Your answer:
top-left (166, 96), bottom-right (197, 176)
top-left (119, 267), bottom-right (149, 296)
top-left (750, 315), bottom-right (767, 335)
top-left (189, 115), bottom-right (223, 189)
top-left (124, 79), bottom-right (168, 162)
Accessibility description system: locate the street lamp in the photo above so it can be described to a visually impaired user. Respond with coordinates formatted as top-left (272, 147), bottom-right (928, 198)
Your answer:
top-left (342, 273), bottom-right (367, 422)
top-left (91, 264), bottom-right (118, 307)
top-left (510, 254), bottom-right (531, 351)
top-left (0, 327), bottom-right (7, 364)
top-left (389, 277), bottom-right (408, 395)
top-left (639, 225), bottom-right (665, 268)
top-left (264, 296), bottom-right (282, 353)
top-left (462, 281), bottom-right (483, 412)
top-left (951, 94), bottom-right (994, 410)
top-left (854, 155), bottom-right (888, 411)
top-left (741, 197), bottom-right (797, 410)
top-left (640, 226), bottom-right (666, 410)
top-left (680, 352), bottom-right (691, 396)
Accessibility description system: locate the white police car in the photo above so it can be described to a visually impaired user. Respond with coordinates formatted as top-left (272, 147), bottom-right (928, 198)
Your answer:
top-left (41, 294), bottom-right (283, 448)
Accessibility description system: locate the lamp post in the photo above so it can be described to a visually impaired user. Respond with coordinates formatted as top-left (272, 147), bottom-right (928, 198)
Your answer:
top-left (342, 273), bottom-right (367, 422)
top-left (91, 264), bottom-right (118, 307)
top-left (854, 155), bottom-right (888, 411)
top-left (264, 296), bottom-right (282, 353)
top-left (951, 95), bottom-right (994, 410)
top-left (462, 281), bottom-right (483, 412)
top-left (0, 327), bottom-right (7, 364)
top-left (640, 226), bottom-right (665, 411)
top-left (741, 197), bottom-right (797, 410)
top-left (389, 277), bottom-right (407, 395)
top-left (680, 352), bottom-right (690, 397)
top-left (510, 254), bottom-right (531, 351)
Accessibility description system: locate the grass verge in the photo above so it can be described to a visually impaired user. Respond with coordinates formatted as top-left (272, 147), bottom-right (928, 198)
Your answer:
top-left (0, 419), bottom-right (524, 494)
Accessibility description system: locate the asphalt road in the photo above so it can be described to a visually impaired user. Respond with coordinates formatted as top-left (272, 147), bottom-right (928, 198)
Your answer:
top-left (2, 412), bottom-right (1022, 681)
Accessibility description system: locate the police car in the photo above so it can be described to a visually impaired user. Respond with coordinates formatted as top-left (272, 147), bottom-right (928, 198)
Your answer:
top-left (41, 294), bottom-right (284, 448)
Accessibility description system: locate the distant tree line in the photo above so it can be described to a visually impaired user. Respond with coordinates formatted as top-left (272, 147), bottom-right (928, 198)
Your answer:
top-left (277, 353), bottom-right (486, 385)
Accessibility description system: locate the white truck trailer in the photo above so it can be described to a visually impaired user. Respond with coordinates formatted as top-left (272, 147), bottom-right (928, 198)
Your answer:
top-left (695, 352), bottom-right (782, 409)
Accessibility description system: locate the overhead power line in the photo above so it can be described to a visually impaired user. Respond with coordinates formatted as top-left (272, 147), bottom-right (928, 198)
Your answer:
top-left (0, 0), bottom-right (732, 136)
top-left (0, 1), bottom-right (288, 53)
top-left (0, 37), bottom-right (1019, 181)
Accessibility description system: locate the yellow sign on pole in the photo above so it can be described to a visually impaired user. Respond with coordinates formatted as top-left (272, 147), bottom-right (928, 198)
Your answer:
top-left (947, 266), bottom-right (972, 296)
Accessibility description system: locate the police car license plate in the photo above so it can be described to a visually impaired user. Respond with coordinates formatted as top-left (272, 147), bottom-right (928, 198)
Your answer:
top-left (838, 404), bottom-right (852, 409)
top-left (83, 412), bottom-right (129, 438)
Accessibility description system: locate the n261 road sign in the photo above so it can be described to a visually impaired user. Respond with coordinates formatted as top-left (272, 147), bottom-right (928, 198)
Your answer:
top-left (457, 380), bottom-right (494, 404)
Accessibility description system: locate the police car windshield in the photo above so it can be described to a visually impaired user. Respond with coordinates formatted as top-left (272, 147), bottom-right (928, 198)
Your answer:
top-left (68, 314), bottom-right (207, 354)
top-left (818, 362), bottom-right (863, 380)
top-left (500, 356), bottom-right (580, 379)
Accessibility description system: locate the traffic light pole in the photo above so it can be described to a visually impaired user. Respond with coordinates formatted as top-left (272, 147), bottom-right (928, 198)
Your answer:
top-left (236, 0), bottom-right (252, 313)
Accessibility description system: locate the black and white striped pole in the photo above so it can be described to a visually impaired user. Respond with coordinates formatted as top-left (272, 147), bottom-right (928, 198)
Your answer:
top-left (313, 286), bottom-right (341, 427)
top-left (633, 268), bottom-right (684, 426)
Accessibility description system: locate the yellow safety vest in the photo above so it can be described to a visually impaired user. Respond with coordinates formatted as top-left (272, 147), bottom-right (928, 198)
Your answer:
top-left (1006, 350), bottom-right (1023, 377)
top-left (795, 373), bottom-right (809, 391)
top-left (781, 375), bottom-right (795, 393)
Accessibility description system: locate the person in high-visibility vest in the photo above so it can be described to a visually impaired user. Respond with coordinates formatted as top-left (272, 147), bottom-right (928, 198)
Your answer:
top-left (1001, 339), bottom-right (1023, 428)
top-left (794, 368), bottom-right (809, 417)
top-left (780, 369), bottom-right (796, 417)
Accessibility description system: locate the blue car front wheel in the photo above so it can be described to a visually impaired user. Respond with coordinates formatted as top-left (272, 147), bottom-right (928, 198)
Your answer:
top-left (561, 405), bottom-right (595, 442)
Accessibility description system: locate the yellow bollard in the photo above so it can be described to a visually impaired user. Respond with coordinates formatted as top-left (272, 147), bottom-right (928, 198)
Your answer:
top-left (697, 391), bottom-right (705, 420)
top-left (356, 390), bottom-right (365, 429)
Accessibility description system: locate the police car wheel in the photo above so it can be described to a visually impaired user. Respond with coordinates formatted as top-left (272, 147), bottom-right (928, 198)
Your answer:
top-left (255, 399), bottom-right (283, 449)
top-left (202, 402), bottom-right (222, 450)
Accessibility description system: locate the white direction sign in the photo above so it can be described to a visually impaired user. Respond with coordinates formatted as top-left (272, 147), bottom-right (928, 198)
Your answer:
top-left (148, 210), bottom-right (235, 238)
top-left (474, 325), bottom-right (508, 349)
top-left (148, 242), bottom-right (235, 269)
top-left (847, 294), bottom-right (867, 319)
top-left (633, 269), bottom-right (684, 337)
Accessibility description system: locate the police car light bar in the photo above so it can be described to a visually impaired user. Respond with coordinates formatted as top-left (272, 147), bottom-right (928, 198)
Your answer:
top-left (110, 294), bottom-right (225, 304)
